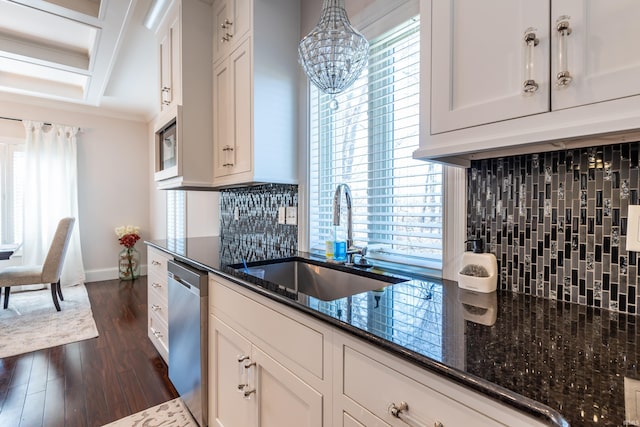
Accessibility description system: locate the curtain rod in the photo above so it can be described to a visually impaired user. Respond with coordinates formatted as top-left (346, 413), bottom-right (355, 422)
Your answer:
top-left (1, 115), bottom-right (61, 127)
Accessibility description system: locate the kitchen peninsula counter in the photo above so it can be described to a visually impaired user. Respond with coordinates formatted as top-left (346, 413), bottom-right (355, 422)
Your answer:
top-left (147, 236), bottom-right (640, 426)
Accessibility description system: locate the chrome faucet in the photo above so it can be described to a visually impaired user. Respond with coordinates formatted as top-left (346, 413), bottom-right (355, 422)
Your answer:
top-left (333, 184), bottom-right (361, 265)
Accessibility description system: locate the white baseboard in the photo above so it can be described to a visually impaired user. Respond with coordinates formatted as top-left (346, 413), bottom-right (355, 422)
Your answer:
top-left (85, 265), bottom-right (148, 283)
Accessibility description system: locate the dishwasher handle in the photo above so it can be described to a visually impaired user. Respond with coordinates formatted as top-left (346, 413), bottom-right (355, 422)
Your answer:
top-left (169, 271), bottom-right (200, 296)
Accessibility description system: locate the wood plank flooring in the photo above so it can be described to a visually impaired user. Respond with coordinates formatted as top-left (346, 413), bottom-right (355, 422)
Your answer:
top-left (0, 277), bottom-right (178, 427)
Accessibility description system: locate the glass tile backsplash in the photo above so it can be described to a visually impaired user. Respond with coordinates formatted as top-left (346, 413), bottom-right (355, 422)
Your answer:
top-left (467, 142), bottom-right (640, 314)
top-left (219, 184), bottom-right (298, 261)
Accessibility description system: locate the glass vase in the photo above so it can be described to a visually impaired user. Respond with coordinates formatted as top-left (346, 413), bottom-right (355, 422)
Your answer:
top-left (118, 246), bottom-right (140, 280)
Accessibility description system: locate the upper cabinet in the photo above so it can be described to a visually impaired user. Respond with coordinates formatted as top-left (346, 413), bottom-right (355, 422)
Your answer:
top-left (417, 0), bottom-right (640, 166)
top-left (158, 6), bottom-right (181, 113)
top-left (153, 0), bottom-right (214, 189)
top-left (213, 0), bottom-right (250, 64)
top-left (211, 0), bottom-right (299, 188)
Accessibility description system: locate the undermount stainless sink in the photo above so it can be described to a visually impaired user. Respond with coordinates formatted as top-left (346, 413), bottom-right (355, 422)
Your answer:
top-left (237, 259), bottom-right (408, 301)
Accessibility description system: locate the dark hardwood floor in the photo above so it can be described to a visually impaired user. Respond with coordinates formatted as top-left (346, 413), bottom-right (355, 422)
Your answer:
top-left (0, 277), bottom-right (178, 427)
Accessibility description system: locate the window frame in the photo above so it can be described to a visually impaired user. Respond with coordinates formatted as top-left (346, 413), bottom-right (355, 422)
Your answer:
top-left (300, 0), bottom-right (466, 279)
top-left (0, 137), bottom-right (25, 247)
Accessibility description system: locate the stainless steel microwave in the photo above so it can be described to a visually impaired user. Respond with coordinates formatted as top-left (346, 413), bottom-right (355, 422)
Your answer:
top-left (154, 105), bottom-right (182, 182)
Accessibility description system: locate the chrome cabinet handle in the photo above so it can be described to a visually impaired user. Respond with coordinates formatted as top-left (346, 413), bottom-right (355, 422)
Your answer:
top-left (555, 15), bottom-right (572, 87)
top-left (242, 361), bottom-right (256, 399)
top-left (150, 327), bottom-right (163, 339)
top-left (151, 304), bottom-right (161, 312)
top-left (161, 86), bottom-right (172, 105)
top-left (523, 28), bottom-right (540, 95)
top-left (151, 260), bottom-right (161, 266)
top-left (221, 18), bottom-right (233, 29)
top-left (151, 282), bottom-right (162, 289)
top-left (237, 355), bottom-right (250, 391)
top-left (388, 401), bottom-right (435, 427)
top-left (222, 145), bottom-right (234, 167)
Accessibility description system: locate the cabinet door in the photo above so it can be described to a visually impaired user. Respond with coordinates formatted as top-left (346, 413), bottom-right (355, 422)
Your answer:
top-left (213, 59), bottom-right (232, 178)
top-left (551, 0), bottom-right (640, 110)
top-left (209, 317), bottom-right (253, 427)
top-left (213, 39), bottom-right (252, 180)
top-left (431, 0), bottom-right (550, 134)
top-left (251, 345), bottom-right (323, 427)
top-left (159, 5), bottom-right (181, 112)
top-left (213, 0), bottom-right (251, 63)
top-left (159, 31), bottom-right (172, 111)
top-left (229, 39), bottom-right (252, 176)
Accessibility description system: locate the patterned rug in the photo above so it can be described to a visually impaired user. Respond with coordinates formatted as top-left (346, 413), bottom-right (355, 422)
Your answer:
top-left (102, 398), bottom-right (197, 427)
top-left (0, 284), bottom-right (99, 358)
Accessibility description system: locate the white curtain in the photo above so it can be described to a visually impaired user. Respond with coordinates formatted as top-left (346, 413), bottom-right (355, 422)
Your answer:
top-left (22, 121), bottom-right (85, 288)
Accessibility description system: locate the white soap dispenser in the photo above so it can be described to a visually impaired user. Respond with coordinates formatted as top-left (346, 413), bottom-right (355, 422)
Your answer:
top-left (458, 238), bottom-right (498, 293)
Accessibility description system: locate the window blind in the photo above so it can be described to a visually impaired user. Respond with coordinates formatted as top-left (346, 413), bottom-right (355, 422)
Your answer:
top-left (166, 190), bottom-right (186, 241)
top-left (309, 16), bottom-right (443, 269)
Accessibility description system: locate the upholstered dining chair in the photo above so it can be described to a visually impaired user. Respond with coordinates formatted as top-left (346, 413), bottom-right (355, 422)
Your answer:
top-left (0, 217), bottom-right (75, 312)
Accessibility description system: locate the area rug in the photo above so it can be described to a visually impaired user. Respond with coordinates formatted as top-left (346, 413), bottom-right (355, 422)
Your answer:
top-left (102, 398), bottom-right (196, 427)
top-left (0, 284), bottom-right (99, 358)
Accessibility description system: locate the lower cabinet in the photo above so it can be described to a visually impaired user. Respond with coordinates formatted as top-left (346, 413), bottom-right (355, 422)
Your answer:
top-left (333, 331), bottom-right (549, 427)
top-left (209, 274), bottom-right (551, 427)
top-left (146, 246), bottom-right (173, 363)
top-left (210, 317), bottom-right (323, 427)
top-left (209, 275), bottom-right (328, 427)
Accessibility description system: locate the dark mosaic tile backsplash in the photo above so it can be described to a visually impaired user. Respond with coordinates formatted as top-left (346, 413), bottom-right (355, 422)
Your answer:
top-left (219, 184), bottom-right (298, 260)
top-left (467, 142), bottom-right (640, 314)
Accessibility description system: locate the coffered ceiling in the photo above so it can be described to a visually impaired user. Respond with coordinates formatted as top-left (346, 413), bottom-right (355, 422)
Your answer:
top-left (0, 0), bottom-right (158, 120)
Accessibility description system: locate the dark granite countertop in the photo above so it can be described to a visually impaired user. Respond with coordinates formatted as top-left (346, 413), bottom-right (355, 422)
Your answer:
top-left (147, 236), bottom-right (640, 427)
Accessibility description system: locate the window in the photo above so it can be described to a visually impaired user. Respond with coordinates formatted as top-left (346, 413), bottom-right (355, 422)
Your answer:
top-left (0, 141), bottom-right (25, 246)
top-left (309, 15), bottom-right (444, 270)
top-left (167, 190), bottom-right (186, 241)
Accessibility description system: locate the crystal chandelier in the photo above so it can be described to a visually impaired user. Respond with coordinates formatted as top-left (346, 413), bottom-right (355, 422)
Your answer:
top-left (298, 0), bottom-right (369, 95)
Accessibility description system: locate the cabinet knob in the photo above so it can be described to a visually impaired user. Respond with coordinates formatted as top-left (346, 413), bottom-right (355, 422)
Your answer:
top-left (151, 260), bottom-right (161, 266)
top-left (151, 304), bottom-right (161, 312)
top-left (152, 282), bottom-right (162, 289)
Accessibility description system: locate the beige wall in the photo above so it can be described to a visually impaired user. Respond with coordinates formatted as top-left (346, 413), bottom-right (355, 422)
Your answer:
top-left (0, 98), bottom-right (150, 282)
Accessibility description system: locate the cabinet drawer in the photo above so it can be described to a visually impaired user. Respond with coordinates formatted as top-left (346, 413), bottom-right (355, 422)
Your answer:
top-left (148, 284), bottom-right (169, 324)
top-left (148, 275), bottom-right (168, 301)
top-left (148, 311), bottom-right (169, 363)
top-left (343, 346), bottom-right (506, 427)
top-left (147, 246), bottom-right (171, 278)
top-left (212, 278), bottom-right (324, 380)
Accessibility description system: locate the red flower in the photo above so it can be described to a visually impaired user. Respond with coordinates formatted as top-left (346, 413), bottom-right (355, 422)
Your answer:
top-left (119, 233), bottom-right (140, 248)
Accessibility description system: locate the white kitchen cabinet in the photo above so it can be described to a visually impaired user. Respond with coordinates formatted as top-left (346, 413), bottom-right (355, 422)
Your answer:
top-left (213, 0), bottom-right (250, 65)
top-left (209, 276), bottom-right (327, 427)
top-left (158, 7), bottom-right (180, 112)
top-left (146, 246), bottom-right (173, 363)
top-left (211, 0), bottom-right (298, 188)
top-left (210, 317), bottom-right (323, 427)
top-left (213, 39), bottom-right (252, 180)
top-left (419, 0), bottom-right (640, 165)
top-left (153, 0), bottom-right (214, 189)
top-left (333, 330), bottom-right (548, 427)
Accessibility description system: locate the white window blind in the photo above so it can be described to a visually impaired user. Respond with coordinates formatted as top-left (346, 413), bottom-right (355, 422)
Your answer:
top-left (309, 16), bottom-right (443, 269)
top-left (0, 142), bottom-right (24, 245)
top-left (167, 190), bottom-right (186, 241)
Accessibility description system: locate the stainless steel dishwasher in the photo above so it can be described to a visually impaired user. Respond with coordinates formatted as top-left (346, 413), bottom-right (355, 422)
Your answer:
top-left (167, 260), bottom-right (208, 426)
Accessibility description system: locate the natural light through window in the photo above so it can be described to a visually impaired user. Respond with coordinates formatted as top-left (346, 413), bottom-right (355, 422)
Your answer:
top-left (309, 16), bottom-right (443, 270)
top-left (0, 141), bottom-right (24, 246)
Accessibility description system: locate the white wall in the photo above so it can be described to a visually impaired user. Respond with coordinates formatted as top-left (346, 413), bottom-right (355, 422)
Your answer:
top-left (0, 99), bottom-right (150, 282)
